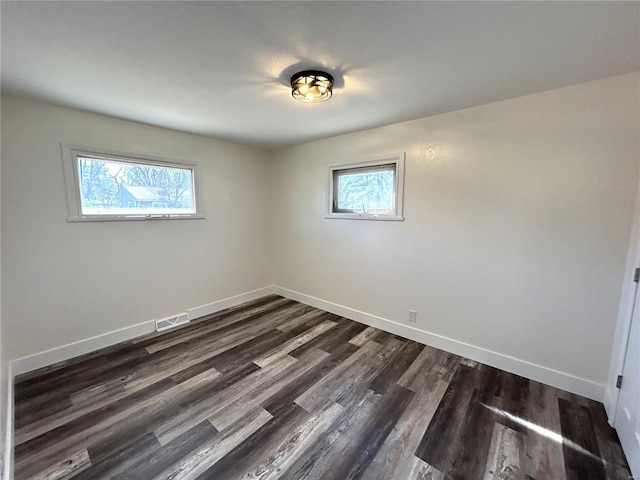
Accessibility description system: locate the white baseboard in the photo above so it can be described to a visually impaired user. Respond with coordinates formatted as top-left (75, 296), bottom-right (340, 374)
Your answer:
top-left (274, 286), bottom-right (604, 401)
top-left (3, 362), bottom-right (13, 480)
top-left (12, 286), bottom-right (277, 377)
top-left (12, 320), bottom-right (156, 377)
top-left (9, 284), bottom-right (604, 402)
top-left (187, 286), bottom-right (276, 319)
top-left (603, 384), bottom-right (618, 426)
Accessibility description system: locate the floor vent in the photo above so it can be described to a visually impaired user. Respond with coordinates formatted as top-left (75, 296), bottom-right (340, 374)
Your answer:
top-left (155, 312), bottom-right (190, 332)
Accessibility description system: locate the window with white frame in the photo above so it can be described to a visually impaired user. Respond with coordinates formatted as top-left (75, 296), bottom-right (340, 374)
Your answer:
top-left (327, 152), bottom-right (405, 221)
top-left (61, 145), bottom-right (204, 221)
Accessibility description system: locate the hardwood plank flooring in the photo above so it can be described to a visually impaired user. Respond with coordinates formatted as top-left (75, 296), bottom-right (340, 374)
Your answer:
top-left (14, 295), bottom-right (632, 480)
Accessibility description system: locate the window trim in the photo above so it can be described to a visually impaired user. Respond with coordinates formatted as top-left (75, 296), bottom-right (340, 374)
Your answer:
top-left (325, 151), bottom-right (405, 221)
top-left (61, 144), bottom-right (205, 222)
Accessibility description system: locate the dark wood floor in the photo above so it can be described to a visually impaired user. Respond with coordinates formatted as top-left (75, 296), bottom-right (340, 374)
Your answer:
top-left (14, 295), bottom-right (631, 480)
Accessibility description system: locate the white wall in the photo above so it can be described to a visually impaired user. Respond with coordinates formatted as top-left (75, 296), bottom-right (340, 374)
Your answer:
top-left (1, 96), bottom-right (273, 362)
top-left (1, 72), bottom-right (638, 398)
top-left (270, 72), bottom-right (640, 393)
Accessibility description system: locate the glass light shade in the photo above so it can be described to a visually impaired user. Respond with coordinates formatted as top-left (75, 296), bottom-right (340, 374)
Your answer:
top-left (291, 70), bottom-right (334, 103)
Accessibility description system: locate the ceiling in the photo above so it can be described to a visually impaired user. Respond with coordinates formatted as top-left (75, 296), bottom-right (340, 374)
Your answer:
top-left (2, 1), bottom-right (639, 150)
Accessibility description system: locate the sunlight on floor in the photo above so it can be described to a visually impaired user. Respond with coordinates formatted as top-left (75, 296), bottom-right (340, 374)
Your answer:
top-left (481, 403), bottom-right (604, 463)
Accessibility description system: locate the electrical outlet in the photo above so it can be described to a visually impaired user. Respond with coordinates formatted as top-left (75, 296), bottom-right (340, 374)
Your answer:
top-left (408, 310), bottom-right (417, 322)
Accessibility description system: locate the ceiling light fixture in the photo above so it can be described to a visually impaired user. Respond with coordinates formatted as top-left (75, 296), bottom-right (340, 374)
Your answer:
top-left (291, 70), bottom-right (334, 103)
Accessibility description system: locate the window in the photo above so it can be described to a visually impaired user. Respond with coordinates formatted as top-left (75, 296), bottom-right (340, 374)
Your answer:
top-left (327, 152), bottom-right (405, 221)
top-left (61, 145), bottom-right (203, 221)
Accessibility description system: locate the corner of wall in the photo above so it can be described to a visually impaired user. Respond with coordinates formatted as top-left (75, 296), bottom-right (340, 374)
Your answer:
top-left (264, 149), bottom-right (281, 288)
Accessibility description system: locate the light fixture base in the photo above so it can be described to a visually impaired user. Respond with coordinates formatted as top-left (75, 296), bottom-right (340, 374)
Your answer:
top-left (291, 70), bottom-right (334, 103)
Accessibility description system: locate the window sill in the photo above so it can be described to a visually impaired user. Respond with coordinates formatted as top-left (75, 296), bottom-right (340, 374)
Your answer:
top-left (67, 214), bottom-right (205, 223)
top-left (324, 214), bottom-right (404, 221)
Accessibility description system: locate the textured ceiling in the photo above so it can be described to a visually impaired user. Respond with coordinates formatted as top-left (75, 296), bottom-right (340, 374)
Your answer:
top-left (2, 1), bottom-right (639, 149)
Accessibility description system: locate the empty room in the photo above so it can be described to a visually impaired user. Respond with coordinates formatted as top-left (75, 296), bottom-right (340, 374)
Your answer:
top-left (1, 1), bottom-right (639, 479)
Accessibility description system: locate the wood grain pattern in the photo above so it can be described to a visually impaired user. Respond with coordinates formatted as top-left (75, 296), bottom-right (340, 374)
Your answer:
top-left (156, 407), bottom-right (273, 480)
top-left (484, 423), bottom-right (524, 480)
top-left (360, 380), bottom-right (448, 480)
top-left (31, 448), bottom-right (91, 480)
top-left (523, 380), bottom-right (567, 480)
top-left (14, 295), bottom-right (631, 480)
top-left (558, 398), bottom-right (607, 480)
top-left (237, 400), bottom-right (345, 480)
top-left (102, 420), bottom-right (218, 480)
top-left (153, 354), bottom-right (297, 446)
top-left (209, 348), bottom-right (329, 431)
